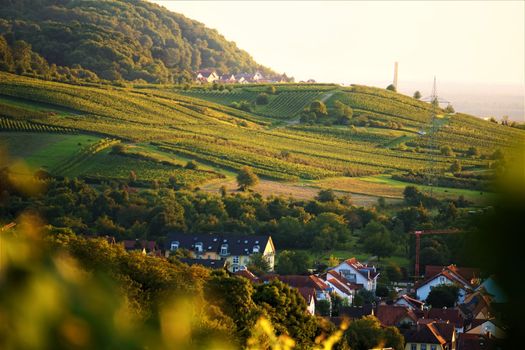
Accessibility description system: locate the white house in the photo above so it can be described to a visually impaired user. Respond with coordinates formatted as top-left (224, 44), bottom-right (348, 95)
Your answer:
top-left (393, 294), bottom-right (425, 310)
top-left (416, 266), bottom-right (474, 303)
top-left (195, 69), bottom-right (219, 83)
top-left (329, 257), bottom-right (379, 292)
top-left (323, 270), bottom-right (361, 304)
top-left (297, 287), bottom-right (316, 315)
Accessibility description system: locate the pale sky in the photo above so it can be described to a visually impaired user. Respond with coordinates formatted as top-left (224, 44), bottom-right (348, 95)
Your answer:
top-left (151, 0), bottom-right (524, 89)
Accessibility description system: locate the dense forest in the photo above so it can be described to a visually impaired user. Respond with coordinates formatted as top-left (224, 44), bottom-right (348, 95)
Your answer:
top-left (0, 0), bottom-right (277, 83)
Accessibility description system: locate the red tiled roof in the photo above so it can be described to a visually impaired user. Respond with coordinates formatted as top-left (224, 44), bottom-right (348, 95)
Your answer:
top-left (404, 322), bottom-right (447, 345)
top-left (234, 269), bottom-right (259, 283)
top-left (297, 287), bottom-right (316, 304)
top-left (375, 305), bottom-right (418, 327)
top-left (425, 265), bottom-right (480, 284)
top-left (342, 257), bottom-right (379, 280)
top-left (326, 270), bottom-right (363, 293)
top-left (396, 294), bottom-right (425, 309)
top-left (260, 274), bottom-right (329, 291)
top-left (457, 333), bottom-right (501, 350)
top-left (426, 308), bottom-right (464, 328)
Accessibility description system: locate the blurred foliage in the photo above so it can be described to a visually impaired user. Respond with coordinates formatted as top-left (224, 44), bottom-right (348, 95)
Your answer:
top-left (0, 215), bottom-right (349, 349)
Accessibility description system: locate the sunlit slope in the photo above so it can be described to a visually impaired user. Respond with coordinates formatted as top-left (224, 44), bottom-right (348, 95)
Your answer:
top-left (1, 73), bottom-right (522, 184)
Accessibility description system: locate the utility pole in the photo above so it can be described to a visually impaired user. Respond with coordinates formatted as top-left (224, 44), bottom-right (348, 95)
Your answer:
top-left (393, 62), bottom-right (399, 90)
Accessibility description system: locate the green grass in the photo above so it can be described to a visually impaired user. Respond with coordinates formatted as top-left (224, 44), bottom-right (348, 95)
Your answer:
top-left (362, 174), bottom-right (494, 202)
top-left (0, 132), bottom-right (100, 169)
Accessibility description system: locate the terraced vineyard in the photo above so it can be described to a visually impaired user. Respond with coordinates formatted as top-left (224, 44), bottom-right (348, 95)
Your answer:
top-left (1, 72), bottom-right (522, 195)
top-left (258, 91), bottom-right (326, 118)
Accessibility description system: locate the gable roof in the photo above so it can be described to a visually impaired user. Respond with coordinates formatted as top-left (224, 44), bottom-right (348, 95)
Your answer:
top-left (325, 270), bottom-right (363, 294)
top-left (122, 240), bottom-right (156, 252)
top-left (167, 233), bottom-right (272, 256)
top-left (404, 323), bottom-right (447, 345)
top-left (333, 257), bottom-right (379, 280)
top-left (195, 69), bottom-right (217, 77)
top-left (395, 294), bottom-right (425, 310)
top-left (297, 287), bottom-right (316, 304)
top-left (178, 258), bottom-right (226, 269)
top-left (417, 268), bottom-right (473, 291)
top-left (234, 268), bottom-right (259, 283)
top-left (425, 308), bottom-right (464, 329)
top-left (457, 333), bottom-right (502, 350)
top-left (339, 304), bottom-right (374, 319)
top-left (375, 305), bottom-right (418, 327)
top-left (421, 265), bottom-right (478, 289)
top-left (260, 274), bottom-right (329, 291)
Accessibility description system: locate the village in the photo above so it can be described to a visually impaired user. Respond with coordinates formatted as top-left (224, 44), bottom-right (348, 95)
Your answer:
top-left (121, 234), bottom-right (506, 350)
top-left (194, 69), bottom-right (302, 84)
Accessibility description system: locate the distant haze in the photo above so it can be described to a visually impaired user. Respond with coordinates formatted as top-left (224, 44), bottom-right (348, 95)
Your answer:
top-left (151, 0), bottom-right (524, 121)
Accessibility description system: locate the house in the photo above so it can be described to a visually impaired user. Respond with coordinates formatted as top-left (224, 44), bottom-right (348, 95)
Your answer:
top-left (394, 295), bottom-right (425, 311)
top-left (416, 265), bottom-right (475, 303)
top-left (456, 333), bottom-right (503, 350)
top-left (234, 267), bottom-right (259, 284)
top-left (459, 291), bottom-right (493, 322)
top-left (195, 69), bottom-right (219, 83)
top-left (424, 266), bottom-right (481, 286)
top-left (475, 277), bottom-right (506, 303)
top-left (122, 239), bottom-right (158, 255)
top-left (328, 257), bottom-right (379, 291)
top-left (178, 258), bottom-right (226, 270)
top-left (252, 71), bottom-right (264, 81)
top-left (297, 287), bottom-right (316, 315)
top-left (464, 319), bottom-right (506, 339)
top-left (260, 274), bottom-right (332, 315)
top-left (167, 233), bottom-right (275, 272)
top-left (219, 74), bottom-right (236, 83)
top-left (403, 321), bottom-right (457, 350)
top-left (375, 304), bottom-right (418, 328)
top-left (323, 270), bottom-right (362, 304)
top-left (338, 304), bottom-right (374, 320)
top-left (424, 308), bottom-right (465, 334)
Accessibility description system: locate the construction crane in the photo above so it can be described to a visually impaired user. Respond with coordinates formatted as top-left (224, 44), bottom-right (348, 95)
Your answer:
top-left (412, 229), bottom-right (461, 278)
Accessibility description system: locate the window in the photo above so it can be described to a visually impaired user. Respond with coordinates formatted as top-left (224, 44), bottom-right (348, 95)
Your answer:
top-left (170, 241), bottom-right (179, 251)
top-left (233, 266), bottom-right (239, 272)
top-left (421, 345), bottom-right (427, 350)
top-left (411, 345), bottom-right (417, 350)
top-left (440, 277), bottom-right (445, 283)
top-left (431, 345), bottom-right (437, 350)
top-left (220, 244), bottom-right (229, 255)
top-left (195, 242), bottom-right (203, 252)
top-left (253, 245), bottom-right (260, 253)
top-left (233, 256), bottom-right (239, 264)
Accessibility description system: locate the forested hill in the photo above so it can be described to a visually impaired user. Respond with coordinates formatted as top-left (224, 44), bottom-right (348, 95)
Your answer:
top-left (0, 0), bottom-right (276, 83)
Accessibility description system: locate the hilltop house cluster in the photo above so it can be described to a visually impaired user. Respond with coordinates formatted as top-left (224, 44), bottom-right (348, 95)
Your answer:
top-left (195, 69), bottom-right (293, 84)
top-left (119, 235), bottom-right (505, 350)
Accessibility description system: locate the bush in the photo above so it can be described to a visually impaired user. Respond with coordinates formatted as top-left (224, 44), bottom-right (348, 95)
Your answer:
top-left (256, 92), bottom-right (269, 105)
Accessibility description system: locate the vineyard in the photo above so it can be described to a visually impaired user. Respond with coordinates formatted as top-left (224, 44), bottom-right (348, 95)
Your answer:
top-left (0, 116), bottom-right (74, 133)
top-left (1, 72), bottom-right (522, 193)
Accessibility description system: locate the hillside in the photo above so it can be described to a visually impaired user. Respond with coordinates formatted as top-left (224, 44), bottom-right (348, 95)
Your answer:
top-left (0, 0), bottom-right (276, 83)
top-left (1, 72), bottom-right (522, 204)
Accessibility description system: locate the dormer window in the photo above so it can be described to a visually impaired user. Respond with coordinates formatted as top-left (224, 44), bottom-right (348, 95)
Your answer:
top-left (220, 244), bottom-right (229, 255)
top-left (253, 245), bottom-right (260, 253)
top-left (244, 240), bottom-right (248, 244)
top-left (170, 241), bottom-right (179, 251)
top-left (195, 242), bottom-right (203, 252)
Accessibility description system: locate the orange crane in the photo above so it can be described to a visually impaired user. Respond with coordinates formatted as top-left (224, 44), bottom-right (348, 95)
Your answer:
top-left (412, 229), bottom-right (461, 277)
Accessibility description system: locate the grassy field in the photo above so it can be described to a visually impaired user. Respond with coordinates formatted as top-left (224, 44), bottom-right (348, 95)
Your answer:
top-left (1, 72), bottom-right (522, 198)
top-left (0, 132), bottom-right (100, 169)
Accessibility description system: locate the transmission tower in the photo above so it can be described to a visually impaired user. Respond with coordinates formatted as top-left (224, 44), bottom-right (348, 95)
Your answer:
top-left (421, 77), bottom-right (449, 198)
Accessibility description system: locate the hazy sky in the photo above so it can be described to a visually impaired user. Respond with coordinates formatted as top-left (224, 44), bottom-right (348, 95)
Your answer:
top-left (151, 1), bottom-right (524, 89)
